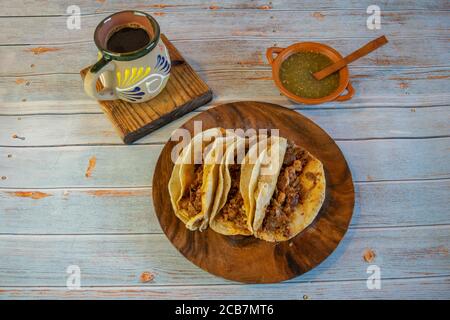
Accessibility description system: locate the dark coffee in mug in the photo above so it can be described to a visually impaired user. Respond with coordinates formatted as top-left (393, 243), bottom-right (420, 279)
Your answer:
top-left (106, 25), bottom-right (150, 53)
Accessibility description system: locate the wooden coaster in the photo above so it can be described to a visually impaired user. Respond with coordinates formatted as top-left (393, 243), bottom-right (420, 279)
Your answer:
top-left (80, 34), bottom-right (212, 144)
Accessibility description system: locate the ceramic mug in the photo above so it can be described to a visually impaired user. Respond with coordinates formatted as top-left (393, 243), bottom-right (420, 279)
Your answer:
top-left (84, 11), bottom-right (171, 103)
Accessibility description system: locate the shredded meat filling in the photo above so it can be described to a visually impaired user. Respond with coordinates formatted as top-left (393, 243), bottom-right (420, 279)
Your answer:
top-left (179, 165), bottom-right (204, 218)
top-left (261, 142), bottom-right (310, 237)
top-left (219, 164), bottom-right (247, 229)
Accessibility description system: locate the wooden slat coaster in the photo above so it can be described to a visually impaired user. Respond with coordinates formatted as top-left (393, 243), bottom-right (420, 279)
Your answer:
top-left (80, 34), bottom-right (212, 144)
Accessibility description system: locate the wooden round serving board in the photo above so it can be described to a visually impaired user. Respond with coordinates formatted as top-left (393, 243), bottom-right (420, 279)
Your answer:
top-left (153, 101), bottom-right (354, 283)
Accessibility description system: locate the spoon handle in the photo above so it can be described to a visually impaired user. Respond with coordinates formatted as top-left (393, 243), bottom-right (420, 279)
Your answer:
top-left (313, 35), bottom-right (388, 81)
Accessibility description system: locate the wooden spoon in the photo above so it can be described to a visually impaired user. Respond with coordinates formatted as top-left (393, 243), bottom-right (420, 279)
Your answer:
top-left (313, 35), bottom-right (388, 81)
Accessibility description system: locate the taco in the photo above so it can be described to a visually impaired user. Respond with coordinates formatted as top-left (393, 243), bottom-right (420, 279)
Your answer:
top-left (252, 136), bottom-right (326, 242)
top-left (168, 127), bottom-right (236, 231)
top-left (209, 135), bottom-right (270, 235)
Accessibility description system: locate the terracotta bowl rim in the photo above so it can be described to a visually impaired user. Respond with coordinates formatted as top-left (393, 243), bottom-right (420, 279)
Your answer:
top-left (270, 42), bottom-right (350, 105)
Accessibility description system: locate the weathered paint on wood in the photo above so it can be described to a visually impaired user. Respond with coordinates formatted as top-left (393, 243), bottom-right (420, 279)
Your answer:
top-left (3, 0), bottom-right (449, 16)
top-left (1, 68), bottom-right (449, 114)
top-left (1, 139), bottom-right (449, 188)
top-left (0, 145), bottom-right (162, 188)
top-left (7, 180), bottom-right (450, 233)
top-left (1, 11), bottom-right (448, 45)
top-left (0, 113), bottom-right (191, 146)
top-left (0, 188), bottom-right (156, 234)
top-left (3, 38), bottom-right (450, 77)
top-left (1, 276), bottom-right (449, 300)
top-left (354, 180), bottom-right (450, 228)
top-left (0, 107), bottom-right (448, 147)
top-left (1, 180), bottom-right (449, 235)
top-left (0, 226), bottom-right (448, 286)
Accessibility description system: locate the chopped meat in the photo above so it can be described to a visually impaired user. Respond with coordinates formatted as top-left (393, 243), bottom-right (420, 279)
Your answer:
top-left (220, 193), bottom-right (246, 228)
top-left (277, 170), bottom-right (289, 191)
top-left (286, 166), bottom-right (296, 184)
top-left (179, 165), bottom-right (204, 218)
top-left (263, 199), bottom-right (291, 237)
top-left (283, 147), bottom-right (297, 165)
top-left (283, 141), bottom-right (307, 167)
top-left (219, 164), bottom-right (247, 229)
top-left (286, 191), bottom-right (300, 208)
top-left (293, 159), bottom-right (304, 172)
top-left (228, 165), bottom-right (241, 194)
top-left (261, 142), bottom-right (310, 237)
top-left (277, 191), bottom-right (286, 203)
top-left (291, 176), bottom-right (301, 188)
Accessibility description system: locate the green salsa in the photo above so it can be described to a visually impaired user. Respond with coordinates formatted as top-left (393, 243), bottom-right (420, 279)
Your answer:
top-left (280, 51), bottom-right (340, 99)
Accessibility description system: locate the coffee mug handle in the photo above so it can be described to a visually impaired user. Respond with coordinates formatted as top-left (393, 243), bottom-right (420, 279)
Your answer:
top-left (266, 47), bottom-right (284, 64)
top-left (83, 56), bottom-right (118, 101)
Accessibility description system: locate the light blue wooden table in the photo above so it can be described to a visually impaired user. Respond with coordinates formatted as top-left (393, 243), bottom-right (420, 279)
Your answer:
top-left (0, 0), bottom-right (449, 299)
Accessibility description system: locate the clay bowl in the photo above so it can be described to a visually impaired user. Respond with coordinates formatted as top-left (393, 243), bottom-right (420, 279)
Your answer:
top-left (267, 42), bottom-right (355, 105)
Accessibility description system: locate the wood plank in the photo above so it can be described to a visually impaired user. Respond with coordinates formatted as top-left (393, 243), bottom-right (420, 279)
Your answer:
top-left (1, 277), bottom-right (449, 299)
top-left (0, 138), bottom-right (449, 188)
top-left (3, 0), bottom-right (449, 16)
top-left (1, 67), bottom-right (449, 114)
top-left (0, 11), bottom-right (448, 45)
top-left (0, 180), bottom-right (449, 234)
top-left (0, 113), bottom-right (189, 146)
top-left (3, 37), bottom-right (450, 77)
top-left (0, 145), bottom-right (162, 188)
top-left (338, 138), bottom-right (450, 182)
top-left (355, 180), bottom-right (450, 228)
top-left (0, 226), bottom-right (448, 286)
top-left (1, 107), bottom-right (449, 147)
top-left (0, 188), bottom-right (156, 234)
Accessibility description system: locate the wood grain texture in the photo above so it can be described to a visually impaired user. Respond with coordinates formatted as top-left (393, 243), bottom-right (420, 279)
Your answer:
top-left (2, 67), bottom-right (449, 114)
top-left (1, 107), bottom-right (449, 146)
top-left (3, 0), bottom-right (449, 16)
top-left (0, 226), bottom-right (448, 286)
top-left (79, 34), bottom-right (212, 144)
top-left (153, 101), bottom-right (355, 283)
top-left (1, 139), bottom-right (449, 188)
top-left (1, 180), bottom-right (449, 235)
top-left (1, 276), bottom-right (449, 299)
top-left (3, 39), bottom-right (450, 85)
top-left (1, 11), bottom-right (449, 45)
top-left (4, 37), bottom-right (450, 77)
